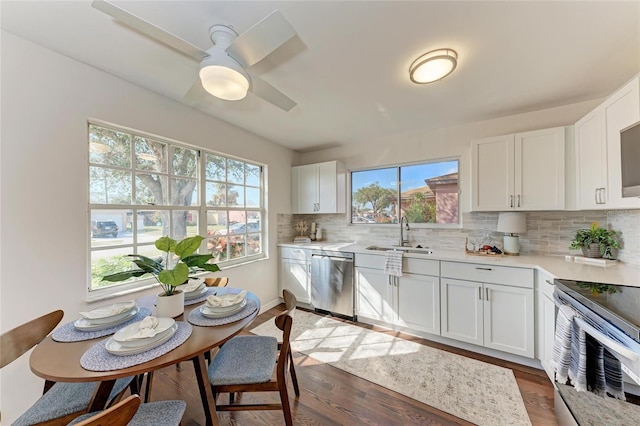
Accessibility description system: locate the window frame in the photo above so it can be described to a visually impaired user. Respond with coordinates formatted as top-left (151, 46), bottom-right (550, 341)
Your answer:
top-left (87, 120), bottom-right (266, 300)
top-left (349, 157), bottom-right (461, 229)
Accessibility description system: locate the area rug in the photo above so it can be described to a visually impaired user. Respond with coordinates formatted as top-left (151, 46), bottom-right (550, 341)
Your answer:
top-left (251, 310), bottom-right (531, 426)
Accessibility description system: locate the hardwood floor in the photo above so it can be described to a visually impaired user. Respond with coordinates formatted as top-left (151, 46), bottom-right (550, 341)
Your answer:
top-left (150, 305), bottom-right (556, 425)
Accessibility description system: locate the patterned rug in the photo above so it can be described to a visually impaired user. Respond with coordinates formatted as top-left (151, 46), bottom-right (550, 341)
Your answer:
top-left (251, 310), bottom-right (531, 426)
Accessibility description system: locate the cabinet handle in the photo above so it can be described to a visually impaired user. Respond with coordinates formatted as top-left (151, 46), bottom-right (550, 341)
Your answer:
top-left (517, 194), bottom-right (521, 207)
top-left (475, 267), bottom-right (492, 271)
top-left (599, 188), bottom-right (606, 205)
top-left (509, 195), bottom-right (514, 208)
top-left (478, 287), bottom-right (482, 300)
top-left (594, 189), bottom-right (599, 205)
top-left (486, 288), bottom-right (489, 301)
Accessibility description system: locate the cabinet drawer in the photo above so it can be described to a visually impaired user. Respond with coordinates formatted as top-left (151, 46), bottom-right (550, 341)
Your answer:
top-left (441, 261), bottom-right (533, 288)
top-left (279, 247), bottom-right (309, 261)
top-left (355, 253), bottom-right (384, 269)
top-left (403, 258), bottom-right (439, 276)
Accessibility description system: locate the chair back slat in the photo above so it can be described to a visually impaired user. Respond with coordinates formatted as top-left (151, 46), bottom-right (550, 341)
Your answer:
top-left (1, 310), bottom-right (63, 369)
top-left (204, 277), bottom-right (229, 287)
top-left (73, 394), bottom-right (141, 426)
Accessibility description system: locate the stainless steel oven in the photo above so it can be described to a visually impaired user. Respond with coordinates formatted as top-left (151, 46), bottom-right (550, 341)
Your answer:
top-left (553, 278), bottom-right (640, 425)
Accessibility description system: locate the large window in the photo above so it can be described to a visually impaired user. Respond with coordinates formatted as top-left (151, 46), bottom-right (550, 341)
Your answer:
top-left (89, 122), bottom-right (264, 292)
top-left (351, 159), bottom-right (459, 225)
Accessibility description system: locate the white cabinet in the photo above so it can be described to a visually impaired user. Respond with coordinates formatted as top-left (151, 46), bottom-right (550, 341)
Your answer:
top-left (471, 127), bottom-right (566, 211)
top-left (355, 255), bottom-right (440, 335)
top-left (279, 247), bottom-right (311, 304)
top-left (440, 261), bottom-right (535, 358)
top-left (291, 161), bottom-right (346, 214)
top-left (535, 269), bottom-right (557, 381)
top-left (575, 75), bottom-right (640, 209)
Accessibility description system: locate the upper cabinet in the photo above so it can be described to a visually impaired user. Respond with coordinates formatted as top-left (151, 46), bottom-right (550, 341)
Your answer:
top-left (291, 160), bottom-right (346, 214)
top-left (471, 127), bottom-right (566, 211)
top-left (575, 75), bottom-right (640, 210)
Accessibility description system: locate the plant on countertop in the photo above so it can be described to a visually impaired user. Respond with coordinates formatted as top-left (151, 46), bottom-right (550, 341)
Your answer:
top-left (569, 222), bottom-right (621, 259)
top-left (101, 235), bottom-right (220, 296)
top-left (576, 281), bottom-right (619, 297)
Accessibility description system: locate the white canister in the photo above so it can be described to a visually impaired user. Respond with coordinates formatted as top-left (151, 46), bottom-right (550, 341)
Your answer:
top-left (315, 227), bottom-right (322, 241)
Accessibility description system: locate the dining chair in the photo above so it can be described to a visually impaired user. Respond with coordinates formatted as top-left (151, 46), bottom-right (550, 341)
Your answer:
top-left (68, 394), bottom-right (186, 426)
top-left (1, 309), bottom-right (134, 426)
top-left (207, 289), bottom-right (300, 425)
top-left (204, 276), bottom-right (229, 287)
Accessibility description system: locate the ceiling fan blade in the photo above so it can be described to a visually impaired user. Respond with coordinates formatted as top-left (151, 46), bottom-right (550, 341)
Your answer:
top-left (250, 75), bottom-right (297, 112)
top-left (91, 0), bottom-right (208, 61)
top-left (226, 10), bottom-right (296, 69)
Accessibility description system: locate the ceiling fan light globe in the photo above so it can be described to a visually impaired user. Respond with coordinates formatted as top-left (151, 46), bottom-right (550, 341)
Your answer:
top-left (409, 49), bottom-right (457, 84)
top-left (199, 65), bottom-right (249, 101)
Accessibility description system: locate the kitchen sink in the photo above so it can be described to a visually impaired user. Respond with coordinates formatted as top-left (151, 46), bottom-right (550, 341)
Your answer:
top-left (365, 245), bottom-right (434, 255)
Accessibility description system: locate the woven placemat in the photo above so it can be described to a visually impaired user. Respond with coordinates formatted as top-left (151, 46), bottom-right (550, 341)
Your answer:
top-left (184, 287), bottom-right (218, 306)
top-left (188, 298), bottom-right (258, 327)
top-left (80, 322), bottom-right (192, 371)
top-left (52, 307), bottom-right (152, 342)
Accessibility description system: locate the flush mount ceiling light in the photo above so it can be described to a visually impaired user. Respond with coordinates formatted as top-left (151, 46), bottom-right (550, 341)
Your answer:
top-left (409, 48), bottom-right (458, 84)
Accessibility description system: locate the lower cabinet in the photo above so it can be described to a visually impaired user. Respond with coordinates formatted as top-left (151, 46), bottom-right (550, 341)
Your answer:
top-left (356, 266), bottom-right (440, 335)
top-left (536, 270), bottom-right (557, 380)
top-left (279, 247), bottom-right (311, 304)
top-left (440, 261), bottom-right (535, 358)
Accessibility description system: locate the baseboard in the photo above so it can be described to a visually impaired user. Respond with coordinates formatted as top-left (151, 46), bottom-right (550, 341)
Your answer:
top-left (259, 297), bottom-right (283, 314)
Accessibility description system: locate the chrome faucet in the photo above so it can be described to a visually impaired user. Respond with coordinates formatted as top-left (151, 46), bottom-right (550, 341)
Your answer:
top-left (400, 216), bottom-right (410, 247)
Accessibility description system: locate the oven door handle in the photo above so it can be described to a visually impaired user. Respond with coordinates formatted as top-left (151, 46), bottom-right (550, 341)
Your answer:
top-left (574, 317), bottom-right (640, 362)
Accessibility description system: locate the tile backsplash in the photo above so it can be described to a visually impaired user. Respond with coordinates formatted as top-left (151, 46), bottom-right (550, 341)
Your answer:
top-left (278, 210), bottom-right (640, 268)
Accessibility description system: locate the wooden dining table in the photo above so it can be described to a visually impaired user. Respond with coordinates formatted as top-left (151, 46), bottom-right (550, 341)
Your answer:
top-left (29, 290), bottom-right (260, 426)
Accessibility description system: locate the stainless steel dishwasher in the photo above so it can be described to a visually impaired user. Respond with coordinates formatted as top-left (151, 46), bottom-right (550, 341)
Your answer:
top-left (310, 250), bottom-right (355, 320)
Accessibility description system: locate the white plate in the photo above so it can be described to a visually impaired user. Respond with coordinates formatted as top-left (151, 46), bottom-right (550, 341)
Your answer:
top-left (200, 300), bottom-right (246, 318)
top-left (105, 323), bottom-right (177, 356)
top-left (80, 302), bottom-right (137, 324)
top-left (204, 294), bottom-right (246, 313)
top-left (113, 317), bottom-right (175, 347)
top-left (74, 306), bottom-right (140, 331)
top-left (184, 285), bottom-right (208, 300)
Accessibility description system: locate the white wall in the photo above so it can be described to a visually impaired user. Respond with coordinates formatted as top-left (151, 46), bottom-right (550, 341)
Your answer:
top-left (0, 31), bottom-right (293, 422)
top-left (295, 98), bottom-right (602, 213)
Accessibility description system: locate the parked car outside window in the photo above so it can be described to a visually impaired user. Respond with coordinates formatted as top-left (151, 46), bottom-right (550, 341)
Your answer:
top-left (91, 220), bottom-right (119, 238)
top-left (214, 221), bottom-right (260, 236)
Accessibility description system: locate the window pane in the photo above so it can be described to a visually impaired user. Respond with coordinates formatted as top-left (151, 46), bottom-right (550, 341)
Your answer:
top-left (206, 182), bottom-right (226, 206)
top-left (227, 184), bottom-right (243, 207)
top-left (172, 146), bottom-right (197, 178)
top-left (227, 159), bottom-right (244, 184)
top-left (135, 174), bottom-right (168, 205)
top-left (90, 167), bottom-right (132, 204)
top-left (90, 210), bottom-right (129, 246)
top-left (246, 164), bottom-right (260, 186)
top-left (137, 210), bottom-right (168, 242)
top-left (351, 167), bottom-right (397, 224)
top-left (205, 154), bottom-right (226, 181)
top-left (89, 125), bottom-right (131, 167)
top-left (247, 234), bottom-right (261, 255)
top-left (173, 210), bottom-right (198, 240)
top-left (207, 210), bottom-right (227, 235)
top-left (135, 137), bottom-right (167, 173)
top-left (229, 234), bottom-right (245, 259)
top-left (91, 246), bottom-right (137, 288)
top-left (170, 178), bottom-right (198, 206)
top-left (245, 187), bottom-right (260, 207)
top-left (400, 161), bottom-right (459, 224)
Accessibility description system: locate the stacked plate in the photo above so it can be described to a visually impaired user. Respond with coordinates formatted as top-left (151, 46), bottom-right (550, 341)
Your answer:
top-left (180, 281), bottom-right (207, 301)
top-left (74, 301), bottom-right (140, 331)
top-left (200, 292), bottom-right (247, 319)
top-left (106, 317), bottom-right (177, 356)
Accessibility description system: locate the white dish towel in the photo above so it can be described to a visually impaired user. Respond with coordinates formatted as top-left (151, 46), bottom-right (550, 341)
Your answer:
top-left (384, 250), bottom-right (403, 277)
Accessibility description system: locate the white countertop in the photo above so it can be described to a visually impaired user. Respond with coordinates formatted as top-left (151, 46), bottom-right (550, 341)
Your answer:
top-left (278, 242), bottom-right (640, 287)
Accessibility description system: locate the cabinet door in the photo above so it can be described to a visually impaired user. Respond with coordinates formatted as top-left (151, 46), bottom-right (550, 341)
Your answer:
top-left (295, 164), bottom-right (319, 213)
top-left (397, 273), bottom-right (440, 335)
top-left (356, 267), bottom-right (394, 323)
top-left (316, 161), bottom-right (337, 213)
top-left (484, 283), bottom-right (534, 358)
top-left (575, 109), bottom-right (607, 209)
top-left (540, 292), bottom-right (556, 380)
top-left (603, 77), bottom-right (640, 209)
top-left (280, 259), bottom-right (310, 304)
top-left (515, 127), bottom-right (565, 210)
top-left (471, 135), bottom-right (515, 211)
top-left (440, 278), bottom-right (483, 345)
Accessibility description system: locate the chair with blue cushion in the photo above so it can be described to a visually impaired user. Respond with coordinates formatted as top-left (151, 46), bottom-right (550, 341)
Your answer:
top-left (0, 309), bottom-right (134, 426)
top-left (207, 289), bottom-right (299, 425)
top-left (68, 394), bottom-right (186, 426)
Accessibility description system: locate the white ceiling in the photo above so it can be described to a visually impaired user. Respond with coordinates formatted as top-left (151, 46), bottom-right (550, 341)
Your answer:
top-left (2, 1), bottom-right (639, 152)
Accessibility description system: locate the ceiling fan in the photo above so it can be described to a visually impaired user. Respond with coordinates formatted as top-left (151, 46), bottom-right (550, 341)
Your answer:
top-left (91, 0), bottom-right (298, 111)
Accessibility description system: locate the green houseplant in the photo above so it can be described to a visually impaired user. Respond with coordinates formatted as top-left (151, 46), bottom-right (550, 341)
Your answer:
top-left (102, 235), bottom-right (220, 296)
top-left (569, 222), bottom-right (621, 259)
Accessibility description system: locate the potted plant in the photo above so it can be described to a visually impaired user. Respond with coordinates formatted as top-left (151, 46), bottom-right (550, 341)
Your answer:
top-left (102, 235), bottom-right (220, 317)
top-left (569, 222), bottom-right (621, 259)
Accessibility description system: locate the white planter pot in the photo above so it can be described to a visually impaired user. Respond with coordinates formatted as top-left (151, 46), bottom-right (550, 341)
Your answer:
top-left (156, 290), bottom-right (184, 318)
